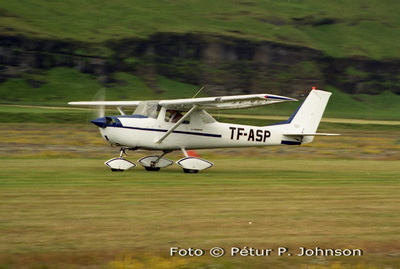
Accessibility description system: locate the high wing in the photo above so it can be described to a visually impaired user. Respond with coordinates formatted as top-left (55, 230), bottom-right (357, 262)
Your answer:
top-left (68, 93), bottom-right (296, 111)
top-left (159, 93), bottom-right (296, 110)
top-left (68, 101), bottom-right (141, 115)
top-left (68, 101), bottom-right (141, 106)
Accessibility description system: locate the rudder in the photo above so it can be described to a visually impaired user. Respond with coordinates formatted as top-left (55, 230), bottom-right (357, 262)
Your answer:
top-left (282, 89), bottom-right (333, 143)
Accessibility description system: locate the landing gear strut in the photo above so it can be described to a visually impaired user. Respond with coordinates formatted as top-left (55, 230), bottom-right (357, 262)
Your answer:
top-left (144, 152), bottom-right (168, 171)
top-left (119, 148), bottom-right (127, 158)
top-left (138, 150), bottom-right (174, 171)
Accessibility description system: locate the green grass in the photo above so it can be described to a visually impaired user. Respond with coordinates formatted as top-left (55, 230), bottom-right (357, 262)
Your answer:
top-left (1, 0), bottom-right (400, 59)
top-left (1, 67), bottom-right (400, 122)
top-left (0, 122), bottom-right (398, 267)
top-left (0, 157), bottom-right (398, 268)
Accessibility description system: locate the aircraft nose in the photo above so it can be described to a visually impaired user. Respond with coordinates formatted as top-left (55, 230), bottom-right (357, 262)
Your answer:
top-left (91, 117), bottom-right (107, 128)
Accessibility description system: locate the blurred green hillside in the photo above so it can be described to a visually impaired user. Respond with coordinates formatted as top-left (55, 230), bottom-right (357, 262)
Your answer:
top-left (1, 0), bottom-right (399, 122)
top-left (1, 68), bottom-right (399, 121)
top-left (1, 0), bottom-right (399, 59)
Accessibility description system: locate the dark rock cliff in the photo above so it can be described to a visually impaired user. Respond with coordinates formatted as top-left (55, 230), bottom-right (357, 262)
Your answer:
top-left (1, 33), bottom-right (399, 96)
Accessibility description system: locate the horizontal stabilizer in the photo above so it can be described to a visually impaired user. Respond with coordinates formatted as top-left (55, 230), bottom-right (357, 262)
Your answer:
top-left (283, 133), bottom-right (340, 136)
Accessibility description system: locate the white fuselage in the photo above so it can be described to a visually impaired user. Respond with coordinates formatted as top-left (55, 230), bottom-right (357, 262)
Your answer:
top-left (97, 108), bottom-right (300, 151)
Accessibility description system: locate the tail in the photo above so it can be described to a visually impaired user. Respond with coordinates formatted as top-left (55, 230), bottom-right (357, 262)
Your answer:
top-left (282, 89), bottom-right (339, 144)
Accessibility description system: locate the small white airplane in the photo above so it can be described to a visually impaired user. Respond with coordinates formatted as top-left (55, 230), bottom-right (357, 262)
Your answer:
top-left (69, 88), bottom-right (338, 173)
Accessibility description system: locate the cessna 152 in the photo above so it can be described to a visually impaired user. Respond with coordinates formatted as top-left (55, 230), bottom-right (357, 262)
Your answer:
top-left (69, 88), bottom-right (338, 173)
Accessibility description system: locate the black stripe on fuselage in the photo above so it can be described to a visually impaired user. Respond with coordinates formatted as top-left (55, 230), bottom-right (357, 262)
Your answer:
top-left (111, 126), bottom-right (222, 138)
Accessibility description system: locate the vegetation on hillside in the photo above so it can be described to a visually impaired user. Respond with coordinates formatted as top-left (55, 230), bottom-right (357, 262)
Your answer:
top-left (1, 68), bottom-right (399, 121)
top-left (1, 0), bottom-right (400, 59)
top-left (1, 1), bottom-right (399, 121)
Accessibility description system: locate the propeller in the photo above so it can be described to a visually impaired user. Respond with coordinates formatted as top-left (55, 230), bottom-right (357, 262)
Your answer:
top-left (92, 88), bottom-right (106, 118)
top-left (71, 88), bottom-right (109, 154)
top-left (83, 88), bottom-right (107, 132)
top-left (87, 88), bottom-right (107, 128)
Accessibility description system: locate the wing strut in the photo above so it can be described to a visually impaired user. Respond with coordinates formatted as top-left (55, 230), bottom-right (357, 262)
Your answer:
top-left (156, 105), bottom-right (198, 144)
top-left (117, 107), bottom-right (126, 115)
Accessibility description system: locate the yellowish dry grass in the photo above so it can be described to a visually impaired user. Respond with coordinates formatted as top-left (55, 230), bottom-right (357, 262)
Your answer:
top-left (0, 123), bottom-right (399, 268)
top-left (0, 157), bottom-right (399, 268)
top-left (0, 123), bottom-right (399, 160)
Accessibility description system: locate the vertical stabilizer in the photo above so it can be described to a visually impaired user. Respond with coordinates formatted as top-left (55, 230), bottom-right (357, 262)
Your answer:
top-left (283, 89), bottom-right (333, 143)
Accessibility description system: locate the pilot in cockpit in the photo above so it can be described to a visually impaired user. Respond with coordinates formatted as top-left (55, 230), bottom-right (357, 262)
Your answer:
top-left (167, 110), bottom-right (183, 123)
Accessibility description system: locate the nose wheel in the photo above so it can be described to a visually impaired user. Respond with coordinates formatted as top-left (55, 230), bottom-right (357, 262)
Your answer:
top-left (183, 169), bottom-right (199, 174)
top-left (104, 148), bottom-right (136, 172)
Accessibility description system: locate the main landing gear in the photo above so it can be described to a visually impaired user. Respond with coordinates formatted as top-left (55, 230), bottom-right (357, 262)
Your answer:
top-left (138, 150), bottom-right (174, 171)
top-left (104, 148), bottom-right (214, 173)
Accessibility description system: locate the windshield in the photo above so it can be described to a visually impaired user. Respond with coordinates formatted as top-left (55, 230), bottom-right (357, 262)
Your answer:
top-left (133, 101), bottom-right (161, 119)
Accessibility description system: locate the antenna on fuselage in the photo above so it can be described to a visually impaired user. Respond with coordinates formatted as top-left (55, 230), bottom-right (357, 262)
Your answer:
top-left (192, 86), bottom-right (204, 98)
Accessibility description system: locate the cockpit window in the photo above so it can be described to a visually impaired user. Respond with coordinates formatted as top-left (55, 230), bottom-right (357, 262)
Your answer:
top-left (104, 116), bottom-right (122, 127)
top-left (133, 101), bottom-right (161, 119)
top-left (165, 110), bottom-right (190, 124)
top-left (106, 117), bottom-right (115, 125)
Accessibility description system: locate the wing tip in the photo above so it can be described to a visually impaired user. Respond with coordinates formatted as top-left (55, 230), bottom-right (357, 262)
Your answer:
top-left (263, 95), bottom-right (297, 102)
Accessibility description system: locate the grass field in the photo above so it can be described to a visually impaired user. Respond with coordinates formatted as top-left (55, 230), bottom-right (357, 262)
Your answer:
top-left (0, 121), bottom-right (399, 268)
top-left (0, 157), bottom-right (399, 268)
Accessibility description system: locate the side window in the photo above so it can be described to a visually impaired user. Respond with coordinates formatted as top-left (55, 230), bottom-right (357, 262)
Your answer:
top-left (165, 110), bottom-right (190, 124)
